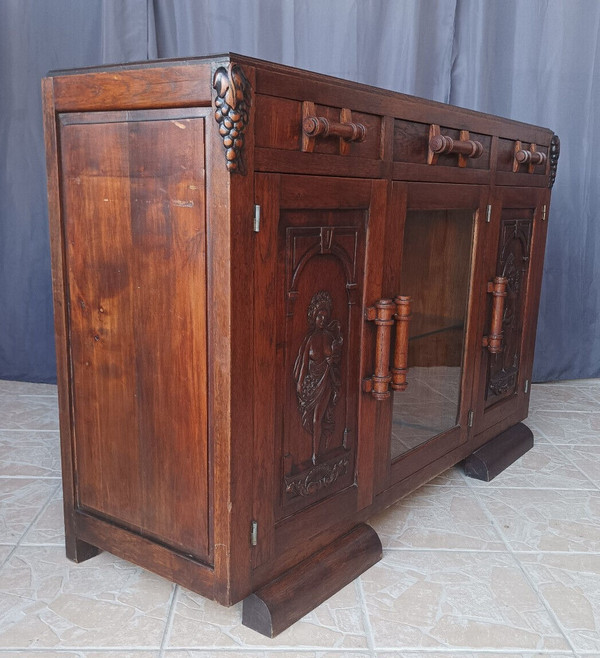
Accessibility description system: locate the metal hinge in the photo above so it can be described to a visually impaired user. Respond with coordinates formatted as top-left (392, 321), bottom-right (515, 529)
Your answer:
top-left (468, 410), bottom-right (474, 427)
top-left (250, 520), bottom-right (258, 546)
top-left (524, 379), bottom-right (530, 394)
top-left (541, 204), bottom-right (547, 221)
top-left (253, 204), bottom-right (261, 232)
top-left (485, 204), bottom-right (492, 223)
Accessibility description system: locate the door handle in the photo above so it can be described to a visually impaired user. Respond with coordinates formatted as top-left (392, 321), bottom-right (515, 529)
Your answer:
top-left (482, 276), bottom-right (508, 353)
top-left (363, 296), bottom-right (412, 399)
top-left (391, 296), bottom-right (411, 391)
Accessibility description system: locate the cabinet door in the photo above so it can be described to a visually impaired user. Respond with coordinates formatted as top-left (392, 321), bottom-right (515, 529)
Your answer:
top-left (370, 183), bottom-right (489, 496)
top-left (471, 186), bottom-right (548, 437)
top-left (251, 174), bottom-right (387, 574)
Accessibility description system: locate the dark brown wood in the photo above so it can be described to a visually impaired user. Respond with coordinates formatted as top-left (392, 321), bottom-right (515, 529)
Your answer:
top-left (483, 276), bottom-right (509, 354)
top-left (43, 53), bottom-right (557, 636)
top-left (363, 299), bottom-right (396, 399)
top-left (391, 296), bottom-right (411, 391)
top-left (463, 422), bottom-right (534, 481)
top-left (242, 523), bottom-right (382, 637)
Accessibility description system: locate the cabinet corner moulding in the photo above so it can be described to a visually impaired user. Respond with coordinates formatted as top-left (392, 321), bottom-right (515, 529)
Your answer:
top-left (213, 62), bottom-right (252, 174)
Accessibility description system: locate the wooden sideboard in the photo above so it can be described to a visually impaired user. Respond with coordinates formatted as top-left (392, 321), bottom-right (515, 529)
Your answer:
top-left (43, 53), bottom-right (559, 637)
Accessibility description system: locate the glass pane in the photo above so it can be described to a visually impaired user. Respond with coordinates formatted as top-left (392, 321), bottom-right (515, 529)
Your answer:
top-left (391, 208), bottom-right (474, 460)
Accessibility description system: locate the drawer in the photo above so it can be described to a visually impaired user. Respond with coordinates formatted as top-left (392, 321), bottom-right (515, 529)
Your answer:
top-left (255, 94), bottom-right (382, 160)
top-left (393, 119), bottom-right (492, 170)
top-left (497, 138), bottom-right (549, 174)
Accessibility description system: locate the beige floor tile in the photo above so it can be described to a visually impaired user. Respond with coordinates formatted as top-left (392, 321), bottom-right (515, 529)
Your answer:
top-left (519, 552), bottom-right (600, 652)
top-left (361, 551), bottom-right (568, 651)
top-left (0, 649), bottom-right (160, 658)
top-left (376, 653), bottom-right (575, 658)
top-left (167, 582), bottom-right (368, 649)
top-left (0, 395), bottom-right (59, 430)
top-left (558, 444), bottom-right (600, 487)
top-left (370, 485), bottom-right (504, 550)
top-left (476, 488), bottom-right (600, 552)
top-left (164, 647), bottom-right (370, 658)
top-left (529, 383), bottom-right (598, 412)
top-left (0, 546), bottom-right (13, 566)
top-left (0, 546), bottom-right (173, 649)
top-left (0, 478), bottom-right (58, 543)
top-left (0, 381), bottom-right (58, 396)
top-left (22, 487), bottom-right (64, 545)
top-left (526, 410), bottom-right (600, 445)
top-left (0, 430), bottom-right (61, 477)
top-left (465, 441), bottom-right (596, 489)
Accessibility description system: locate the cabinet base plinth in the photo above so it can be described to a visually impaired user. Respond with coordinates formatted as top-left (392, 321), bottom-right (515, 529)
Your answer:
top-left (464, 422), bottom-right (534, 481)
top-left (242, 523), bottom-right (382, 637)
top-left (66, 536), bottom-right (102, 563)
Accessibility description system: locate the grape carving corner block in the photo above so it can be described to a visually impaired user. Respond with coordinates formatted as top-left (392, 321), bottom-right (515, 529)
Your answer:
top-left (213, 63), bottom-right (251, 174)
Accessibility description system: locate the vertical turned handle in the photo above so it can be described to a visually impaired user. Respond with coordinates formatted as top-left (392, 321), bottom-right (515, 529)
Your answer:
top-left (363, 299), bottom-right (395, 400)
top-left (391, 296), bottom-right (412, 391)
top-left (483, 277), bottom-right (508, 354)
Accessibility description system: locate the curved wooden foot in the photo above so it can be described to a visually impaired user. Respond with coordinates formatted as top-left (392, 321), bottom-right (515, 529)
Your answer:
top-left (464, 422), bottom-right (534, 482)
top-left (242, 523), bottom-right (382, 637)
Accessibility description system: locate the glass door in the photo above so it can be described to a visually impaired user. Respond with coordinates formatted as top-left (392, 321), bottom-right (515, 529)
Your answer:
top-left (369, 183), bottom-right (489, 494)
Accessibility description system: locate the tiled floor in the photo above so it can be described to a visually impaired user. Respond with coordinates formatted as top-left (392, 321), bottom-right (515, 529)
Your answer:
top-left (0, 378), bottom-right (599, 657)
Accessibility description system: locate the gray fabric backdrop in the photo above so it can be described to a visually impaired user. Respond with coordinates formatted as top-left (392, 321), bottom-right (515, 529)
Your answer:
top-left (1, 0), bottom-right (597, 383)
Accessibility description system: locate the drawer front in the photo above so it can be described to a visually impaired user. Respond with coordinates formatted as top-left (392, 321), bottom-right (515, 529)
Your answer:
top-left (497, 138), bottom-right (549, 174)
top-left (393, 119), bottom-right (492, 170)
top-left (255, 94), bottom-right (382, 160)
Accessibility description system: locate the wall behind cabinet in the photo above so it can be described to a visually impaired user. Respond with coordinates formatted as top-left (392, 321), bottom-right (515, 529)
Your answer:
top-left (0, 0), bottom-right (597, 382)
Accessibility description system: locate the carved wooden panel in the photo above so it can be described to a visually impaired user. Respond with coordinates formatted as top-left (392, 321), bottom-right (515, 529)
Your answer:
top-left (277, 213), bottom-right (366, 518)
top-left (485, 211), bottom-right (533, 407)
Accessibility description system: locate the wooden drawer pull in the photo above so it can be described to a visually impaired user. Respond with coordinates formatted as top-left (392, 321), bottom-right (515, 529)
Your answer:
top-left (429, 133), bottom-right (484, 159)
top-left (303, 116), bottom-right (367, 143)
top-left (515, 149), bottom-right (547, 166)
top-left (482, 277), bottom-right (508, 354)
top-left (363, 299), bottom-right (395, 400)
top-left (391, 296), bottom-right (411, 391)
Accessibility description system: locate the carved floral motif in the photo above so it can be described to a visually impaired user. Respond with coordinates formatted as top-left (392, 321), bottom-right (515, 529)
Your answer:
top-left (212, 63), bottom-right (251, 173)
top-left (293, 291), bottom-right (343, 464)
top-left (549, 134), bottom-right (560, 189)
top-left (285, 457), bottom-right (349, 498)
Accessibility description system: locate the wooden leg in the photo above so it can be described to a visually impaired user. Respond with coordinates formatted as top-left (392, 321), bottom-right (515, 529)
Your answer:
top-left (464, 422), bottom-right (534, 482)
top-left (65, 535), bottom-right (102, 563)
top-left (242, 523), bottom-right (382, 637)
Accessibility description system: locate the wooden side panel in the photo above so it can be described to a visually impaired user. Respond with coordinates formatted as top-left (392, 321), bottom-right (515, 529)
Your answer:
top-left (59, 111), bottom-right (211, 562)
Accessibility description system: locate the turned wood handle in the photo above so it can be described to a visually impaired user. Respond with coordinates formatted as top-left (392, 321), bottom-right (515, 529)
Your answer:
top-left (303, 116), bottom-right (367, 143)
top-left (515, 149), bottom-right (547, 166)
top-left (363, 299), bottom-right (395, 400)
top-left (484, 277), bottom-right (508, 354)
top-left (391, 296), bottom-right (411, 391)
top-left (429, 133), bottom-right (484, 159)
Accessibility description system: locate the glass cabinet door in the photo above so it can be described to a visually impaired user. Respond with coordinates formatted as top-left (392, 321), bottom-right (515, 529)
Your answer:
top-left (370, 183), bottom-right (489, 493)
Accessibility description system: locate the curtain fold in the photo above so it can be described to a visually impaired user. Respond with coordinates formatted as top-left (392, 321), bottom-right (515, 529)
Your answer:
top-left (0, 1), bottom-right (596, 382)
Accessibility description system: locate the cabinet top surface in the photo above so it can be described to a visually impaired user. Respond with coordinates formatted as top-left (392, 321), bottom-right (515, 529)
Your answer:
top-left (45, 52), bottom-right (553, 138)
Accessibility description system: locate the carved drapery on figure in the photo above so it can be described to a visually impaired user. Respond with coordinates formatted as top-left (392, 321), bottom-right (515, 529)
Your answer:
top-left (212, 63), bottom-right (251, 174)
top-left (293, 290), bottom-right (343, 465)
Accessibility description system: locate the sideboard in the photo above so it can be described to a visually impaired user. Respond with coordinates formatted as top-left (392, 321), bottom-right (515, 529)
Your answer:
top-left (43, 53), bottom-right (559, 637)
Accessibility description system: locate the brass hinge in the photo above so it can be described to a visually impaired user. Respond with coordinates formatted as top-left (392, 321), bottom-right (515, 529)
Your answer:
top-left (250, 520), bottom-right (258, 546)
top-left (485, 204), bottom-right (492, 223)
top-left (541, 204), bottom-right (547, 221)
top-left (468, 410), bottom-right (474, 427)
top-left (253, 204), bottom-right (261, 232)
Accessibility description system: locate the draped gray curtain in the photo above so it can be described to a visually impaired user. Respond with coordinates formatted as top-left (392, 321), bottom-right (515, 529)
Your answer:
top-left (1, 0), bottom-right (597, 383)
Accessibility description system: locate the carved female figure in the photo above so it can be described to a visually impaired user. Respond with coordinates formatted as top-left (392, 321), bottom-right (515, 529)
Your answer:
top-left (293, 291), bottom-right (343, 464)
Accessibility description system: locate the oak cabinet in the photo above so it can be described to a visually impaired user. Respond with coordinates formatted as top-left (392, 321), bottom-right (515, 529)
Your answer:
top-left (43, 54), bottom-right (559, 637)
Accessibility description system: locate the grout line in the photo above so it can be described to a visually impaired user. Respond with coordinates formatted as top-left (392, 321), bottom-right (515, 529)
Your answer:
top-left (0, 481), bottom-right (62, 571)
top-left (159, 584), bottom-right (179, 655)
top-left (550, 444), bottom-right (600, 491)
top-left (354, 576), bottom-right (376, 655)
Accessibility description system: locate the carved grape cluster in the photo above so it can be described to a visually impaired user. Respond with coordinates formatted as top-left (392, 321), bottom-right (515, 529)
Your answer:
top-left (213, 64), bottom-right (250, 173)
